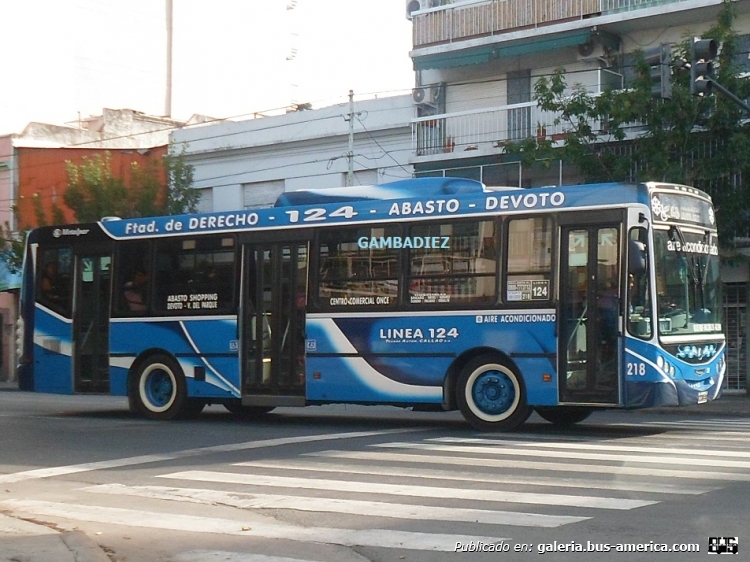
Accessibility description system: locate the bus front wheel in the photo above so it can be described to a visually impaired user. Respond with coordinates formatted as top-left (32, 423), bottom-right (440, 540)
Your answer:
top-left (535, 406), bottom-right (593, 426)
top-left (456, 355), bottom-right (531, 432)
top-left (132, 354), bottom-right (188, 420)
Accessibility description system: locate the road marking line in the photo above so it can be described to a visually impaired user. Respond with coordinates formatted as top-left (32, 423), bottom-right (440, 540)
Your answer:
top-left (158, 470), bottom-right (656, 510)
top-left (83, 483), bottom-right (588, 528)
top-left (311, 450), bottom-right (750, 481)
top-left (375, 442), bottom-right (750, 469)
top-left (432, 437), bottom-right (750, 458)
top-left (0, 499), bottom-right (508, 551)
top-left (0, 429), bottom-right (414, 484)
top-left (232, 459), bottom-right (714, 495)
top-left (0, 512), bottom-right (58, 535)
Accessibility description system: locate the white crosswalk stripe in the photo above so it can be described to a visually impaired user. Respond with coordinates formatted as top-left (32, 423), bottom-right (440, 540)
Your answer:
top-left (372, 441), bottom-right (750, 468)
top-left (82, 483), bottom-right (588, 527)
top-left (156, 470), bottom-right (657, 510)
top-left (0, 499), bottom-right (504, 551)
top-left (233, 459), bottom-right (715, 494)
top-left (310, 449), bottom-right (750, 480)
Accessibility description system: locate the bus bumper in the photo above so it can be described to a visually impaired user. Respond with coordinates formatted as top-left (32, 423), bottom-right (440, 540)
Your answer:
top-left (626, 376), bottom-right (722, 408)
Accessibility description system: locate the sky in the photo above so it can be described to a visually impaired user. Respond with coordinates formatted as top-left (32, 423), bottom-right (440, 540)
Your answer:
top-left (0, 0), bottom-right (415, 135)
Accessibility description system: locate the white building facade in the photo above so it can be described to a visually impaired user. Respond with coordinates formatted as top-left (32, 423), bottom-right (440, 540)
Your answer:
top-left (170, 95), bottom-right (415, 212)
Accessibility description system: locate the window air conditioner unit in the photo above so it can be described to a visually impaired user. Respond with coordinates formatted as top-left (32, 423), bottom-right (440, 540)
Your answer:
top-left (412, 84), bottom-right (442, 106)
top-left (577, 40), bottom-right (606, 61)
top-left (406, 0), bottom-right (431, 20)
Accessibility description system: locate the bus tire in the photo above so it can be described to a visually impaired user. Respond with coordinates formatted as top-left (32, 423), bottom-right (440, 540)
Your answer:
top-left (456, 354), bottom-right (531, 432)
top-left (535, 406), bottom-right (593, 426)
top-left (132, 354), bottom-right (188, 420)
top-left (224, 403), bottom-right (275, 418)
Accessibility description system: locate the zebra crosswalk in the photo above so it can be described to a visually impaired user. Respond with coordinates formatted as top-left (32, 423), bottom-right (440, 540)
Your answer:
top-left (3, 418), bottom-right (750, 560)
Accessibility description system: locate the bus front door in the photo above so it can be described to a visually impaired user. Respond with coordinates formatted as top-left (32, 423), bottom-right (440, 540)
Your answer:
top-left (559, 215), bottom-right (622, 405)
top-left (73, 254), bottom-right (112, 393)
top-left (241, 242), bottom-right (308, 406)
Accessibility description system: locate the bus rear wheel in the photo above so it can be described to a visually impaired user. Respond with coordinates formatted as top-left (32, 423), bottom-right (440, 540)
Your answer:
top-left (535, 406), bottom-right (593, 426)
top-left (132, 354), bottom-right (188, 420)
top-left (456, 354), bottom-right (531, 432)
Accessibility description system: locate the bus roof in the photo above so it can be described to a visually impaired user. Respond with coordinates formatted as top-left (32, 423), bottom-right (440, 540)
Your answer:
top-left (28, 180), bottom-right (716, 243)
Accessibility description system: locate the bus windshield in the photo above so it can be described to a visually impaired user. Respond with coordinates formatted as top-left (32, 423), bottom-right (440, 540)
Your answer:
top-left (654, 227), bottom-right (722, 336)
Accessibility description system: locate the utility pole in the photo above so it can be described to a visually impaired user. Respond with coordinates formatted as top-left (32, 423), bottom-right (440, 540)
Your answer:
top-left (165, 0), bottom-right (173, 118)
top-left (346, 89), bottom-right (355, 187)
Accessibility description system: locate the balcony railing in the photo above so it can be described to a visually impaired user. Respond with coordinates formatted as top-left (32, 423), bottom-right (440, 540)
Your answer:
top-left (413, 102), bottom-right (589, 157)
top-left (413, 0), bottom-right (695, 48)
top-left (412, 102), bottom-right (580, 157)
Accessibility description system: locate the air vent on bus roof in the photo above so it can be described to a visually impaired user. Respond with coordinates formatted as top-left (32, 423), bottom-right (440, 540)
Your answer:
top-left (274, 177), bottom-right (485, 207)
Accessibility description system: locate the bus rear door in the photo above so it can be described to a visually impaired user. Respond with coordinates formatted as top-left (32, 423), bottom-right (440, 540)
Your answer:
top-left (73, 252), bottom-right (112, 393)
top-left (241, 240), bottom-right (309, 406)
top-left (558, 211), bottom-right (623, 405)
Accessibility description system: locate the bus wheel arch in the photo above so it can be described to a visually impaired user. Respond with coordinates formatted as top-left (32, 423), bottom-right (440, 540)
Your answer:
top-left (454, 351), bottom-right (531, 432)
top-left (128, 350), bottom-right (188, 420)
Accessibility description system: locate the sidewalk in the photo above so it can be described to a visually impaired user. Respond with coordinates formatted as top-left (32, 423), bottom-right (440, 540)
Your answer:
top-left (0, 514), bottom-right (110, 562)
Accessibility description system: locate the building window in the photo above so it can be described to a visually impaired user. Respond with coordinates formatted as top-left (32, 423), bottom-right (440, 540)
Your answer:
top-left (243, 180), bottom-right (285, 209)
top-left (196, 188), bottom-right (213, 214)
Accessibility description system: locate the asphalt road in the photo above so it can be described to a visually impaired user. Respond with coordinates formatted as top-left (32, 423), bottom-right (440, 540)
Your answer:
top-left (0, 390), bottom-right (748, 562)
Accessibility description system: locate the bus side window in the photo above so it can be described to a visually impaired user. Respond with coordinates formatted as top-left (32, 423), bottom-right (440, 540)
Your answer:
top-left (505, 217), bottom-right (552, 304)
top-left (114, 241), bottom-right (152, 316)
top-left (627, 228), bottom-right (652, 338)
top-left (37, 248), bottom-right (72, 317)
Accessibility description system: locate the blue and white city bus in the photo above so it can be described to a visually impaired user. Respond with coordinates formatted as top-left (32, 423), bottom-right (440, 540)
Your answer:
top-left (16, 177), bottom-right (725, 430)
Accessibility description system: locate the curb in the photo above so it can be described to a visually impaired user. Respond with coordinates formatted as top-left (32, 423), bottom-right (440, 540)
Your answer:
top-left (60, 531), bottom-right (112, 562)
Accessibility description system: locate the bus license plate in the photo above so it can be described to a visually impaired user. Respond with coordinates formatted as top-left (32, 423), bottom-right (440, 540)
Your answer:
top-left (697, 391), bottom-right (708, 404)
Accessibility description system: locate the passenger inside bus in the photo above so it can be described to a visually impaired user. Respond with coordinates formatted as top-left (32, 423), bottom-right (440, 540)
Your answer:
top-left (41, 262), bottom-right (62, 304)
top-left (124, 269), bottom-right (149, 312)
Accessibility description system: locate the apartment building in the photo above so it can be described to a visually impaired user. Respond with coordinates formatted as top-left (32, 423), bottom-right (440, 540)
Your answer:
top-left (406, 0), bottom-right (749, 389)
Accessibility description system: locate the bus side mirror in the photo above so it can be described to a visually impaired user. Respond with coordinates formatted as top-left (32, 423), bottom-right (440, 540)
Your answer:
top-left (629, 239), bottom-right (647, 276)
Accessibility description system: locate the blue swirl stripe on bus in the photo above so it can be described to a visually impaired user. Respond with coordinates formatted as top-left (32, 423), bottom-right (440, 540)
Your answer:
top-left (109, 318), bottom-right (240, 398)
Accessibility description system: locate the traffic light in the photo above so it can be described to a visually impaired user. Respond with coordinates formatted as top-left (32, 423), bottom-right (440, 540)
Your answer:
top-left (690, 37), bottom-right (718, 96)
top-left (645, 43), bottom-right (672, 100)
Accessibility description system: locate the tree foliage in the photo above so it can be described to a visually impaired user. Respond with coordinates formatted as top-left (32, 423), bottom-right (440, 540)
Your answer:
top-left (63, 144), bottom-right (197, 222)
top-left (505, 0), bottom-right (750, 248)
top-left (164, 144), bottom-right (200, 215)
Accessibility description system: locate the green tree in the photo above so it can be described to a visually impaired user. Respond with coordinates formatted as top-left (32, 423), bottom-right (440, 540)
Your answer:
top-left (506, 0), bottom-right (750, 247)
top-left (0, 214), bottom-right (26, 275)
top-left (164, 143), bottom-right (200, 215)
top-left (63, 144), bottom-right (197, 222)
